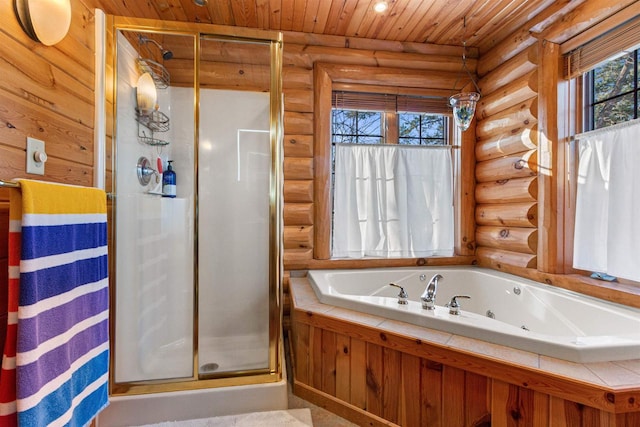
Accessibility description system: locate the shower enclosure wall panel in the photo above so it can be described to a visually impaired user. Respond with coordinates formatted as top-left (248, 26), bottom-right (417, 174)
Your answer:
top-left (113, 32), bottom-right (195, 383)
top-left (197, 89), bottom-right (271, 374)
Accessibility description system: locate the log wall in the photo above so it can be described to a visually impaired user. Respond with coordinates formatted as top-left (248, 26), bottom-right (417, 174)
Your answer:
top-left (473, 1), bottom-right (639, 281)
top-left (275, 36), bottom-right (479, 311)
top-left (279, 35), bottom-right (473, 271)
top-left (474, 42), bottom-right (540, 271)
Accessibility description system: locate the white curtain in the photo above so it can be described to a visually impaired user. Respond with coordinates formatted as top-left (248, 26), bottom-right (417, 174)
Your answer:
top-left (574, 119), bottom-right (640, 282)
top-left (332, 144), bottom-right (454, 258)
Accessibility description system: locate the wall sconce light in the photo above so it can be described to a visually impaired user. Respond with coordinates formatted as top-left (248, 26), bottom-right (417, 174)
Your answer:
top-left (14, 0), bottom-right (72, 46)
top-left (136, 72), bottom-right (157, 115)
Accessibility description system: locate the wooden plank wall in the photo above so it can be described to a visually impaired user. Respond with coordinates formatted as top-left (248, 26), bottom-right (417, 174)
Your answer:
top-left (474, 34), bottom-right (540, 270)
top-left (0, 0), bottom-right (105, 356)
top-left (0, 0), bottom-right (99, 188)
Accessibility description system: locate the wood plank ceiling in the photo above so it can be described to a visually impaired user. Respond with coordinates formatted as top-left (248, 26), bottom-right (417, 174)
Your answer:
top-left (99, 0), bottom-right (590, 52)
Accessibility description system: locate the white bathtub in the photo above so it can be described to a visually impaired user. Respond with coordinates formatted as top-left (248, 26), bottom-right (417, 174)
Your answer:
top-left (308, 267), bottom-right (640, 363)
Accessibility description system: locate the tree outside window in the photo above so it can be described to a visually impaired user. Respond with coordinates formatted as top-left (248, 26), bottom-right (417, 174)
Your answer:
top-left (588, 50), bottom-right (640, 130)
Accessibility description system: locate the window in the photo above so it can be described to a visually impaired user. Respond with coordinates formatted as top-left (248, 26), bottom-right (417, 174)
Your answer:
top-left (331, 110), bottom-right (384, 144)
top-left (586, 49), bottom-right (640, 130)
top-left (574, 47), bottom-right (640, 283)
top-left (331, 91), bottom-right (450, 146)
top-left (329, 91), bottom-right (454, 259)
top-left (398, 113), bottom-right (448, 145)
top-left (313, 64), bottom-right (475, 262)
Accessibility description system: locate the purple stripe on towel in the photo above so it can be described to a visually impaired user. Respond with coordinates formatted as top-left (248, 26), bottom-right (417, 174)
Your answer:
top-left (17, 287), bottom-right (108, 353)
top-left (16, 320), bottom-right (108, 400)
top-left (20, 255), bottom-right (108, 306)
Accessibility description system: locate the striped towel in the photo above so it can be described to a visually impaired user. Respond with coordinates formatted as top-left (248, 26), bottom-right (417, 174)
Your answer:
top-left (0, 189), bottom-right (22, 426)
top-left (2, 180), bottom-right (109, 426)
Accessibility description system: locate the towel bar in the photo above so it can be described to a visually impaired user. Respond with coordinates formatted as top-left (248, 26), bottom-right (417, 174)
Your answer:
top-left (0, 179), bottom-right (20, 189)
top-left (0, 180), bottom-right (112, 199)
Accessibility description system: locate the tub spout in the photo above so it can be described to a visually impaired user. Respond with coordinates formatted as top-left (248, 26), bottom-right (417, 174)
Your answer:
top-left (388, 283), bottom-right (408, 305)
top-left (421, 274), bottom-right (442, 310)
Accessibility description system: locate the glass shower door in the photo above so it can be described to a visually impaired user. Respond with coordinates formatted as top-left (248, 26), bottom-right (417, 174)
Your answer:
top-left (197, 36), bottom-right (273, 376)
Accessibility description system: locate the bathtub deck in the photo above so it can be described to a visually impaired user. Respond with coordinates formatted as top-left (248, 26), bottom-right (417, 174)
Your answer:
top-left (290, 276), bottom-right (640, 425)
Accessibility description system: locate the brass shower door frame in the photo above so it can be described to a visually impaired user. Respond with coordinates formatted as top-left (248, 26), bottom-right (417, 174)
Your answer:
top-left (105, 15), bottom-right (284, 396)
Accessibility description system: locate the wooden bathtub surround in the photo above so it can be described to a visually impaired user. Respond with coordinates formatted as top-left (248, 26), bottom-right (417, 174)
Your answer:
top-left (290, 276), bottom-right (640, 427)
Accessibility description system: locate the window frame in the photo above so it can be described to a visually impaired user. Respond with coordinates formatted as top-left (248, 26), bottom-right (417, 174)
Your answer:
top-left (330, 106), bottom-right (452, 259)
top-left (559, 30), bottom-right (640, 295)
top-left (566, 50), bottom-right (640, 287)
top-left (313, 62), bottom-right (476, 265)
top-left (584, 49), bottom-right (640, 131)
top-left (331, 108), bottom-right (450, 146)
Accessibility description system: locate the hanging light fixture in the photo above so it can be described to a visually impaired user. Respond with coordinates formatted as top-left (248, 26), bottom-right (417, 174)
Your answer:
top-left (449, 18), bottom-right (481, 132)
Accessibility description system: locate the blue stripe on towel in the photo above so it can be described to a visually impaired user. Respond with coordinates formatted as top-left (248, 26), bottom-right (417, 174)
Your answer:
top-left (17, 349), bottom-right (109, 427)
top-left (17, 320), bottom-right (108, 399)
top-left (19, 255), bottom-right (108, 306)
top-left (71, 381), bottom-right (109, 427)
top-left (16, 288), bottom-right (109, 353)
top-left (21, 223), bottom-right (107, 260)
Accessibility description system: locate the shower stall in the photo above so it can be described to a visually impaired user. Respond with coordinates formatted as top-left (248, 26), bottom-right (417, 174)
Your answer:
top-left (98, 16), bottom-right (284, 425)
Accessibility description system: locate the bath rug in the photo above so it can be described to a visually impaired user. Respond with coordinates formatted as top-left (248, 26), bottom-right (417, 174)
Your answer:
top-left (138, 408), bottom-right (314, 427)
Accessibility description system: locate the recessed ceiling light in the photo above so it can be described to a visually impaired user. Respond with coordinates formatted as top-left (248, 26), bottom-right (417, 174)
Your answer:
top-left (373, 1), bottom-right (388, 13)
top-left (193, 0), bottom-right (208, 6)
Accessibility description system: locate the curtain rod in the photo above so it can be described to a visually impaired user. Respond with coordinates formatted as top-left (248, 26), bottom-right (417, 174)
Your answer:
top-left (0, 179), bottom-right (20, 189)
top-left (0, 180), bottom-right (114, 199)
top-left (332, 143), bottom-right (460, 149)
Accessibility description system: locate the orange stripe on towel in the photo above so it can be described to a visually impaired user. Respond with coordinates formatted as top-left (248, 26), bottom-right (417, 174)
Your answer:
top-left (0, 190), bottom-right (21, 426)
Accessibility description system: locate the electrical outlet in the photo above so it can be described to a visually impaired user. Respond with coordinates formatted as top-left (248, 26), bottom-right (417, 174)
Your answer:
top-left (26, 137), bottom-right (47, 175)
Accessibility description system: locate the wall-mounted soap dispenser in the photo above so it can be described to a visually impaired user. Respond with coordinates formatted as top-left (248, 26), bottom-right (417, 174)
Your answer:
top-left (162, 160), bottom-right (176, 198)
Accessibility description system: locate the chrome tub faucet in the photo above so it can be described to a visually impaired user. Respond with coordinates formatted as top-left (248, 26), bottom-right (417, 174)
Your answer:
top-left (421, 274), bottom-right (443, 310)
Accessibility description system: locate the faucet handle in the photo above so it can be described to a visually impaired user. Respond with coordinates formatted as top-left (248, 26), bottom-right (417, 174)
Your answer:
top-left (388, 283), bottom-right (408, 305)
top-left (448, 295), bottom-right (470, 315)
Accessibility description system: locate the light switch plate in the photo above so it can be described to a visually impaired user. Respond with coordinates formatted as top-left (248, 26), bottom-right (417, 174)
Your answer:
top-left (26, 137), bottom-right (46, 175)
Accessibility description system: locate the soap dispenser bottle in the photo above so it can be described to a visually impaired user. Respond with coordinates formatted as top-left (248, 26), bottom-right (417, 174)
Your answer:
top-left (162, 160), bottom-right (176, 198)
